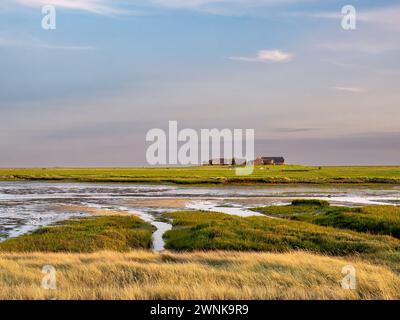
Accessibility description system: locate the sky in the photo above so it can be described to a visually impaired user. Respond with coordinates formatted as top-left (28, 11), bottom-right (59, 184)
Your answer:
top-left (0, 0), bottom-right (399, 166)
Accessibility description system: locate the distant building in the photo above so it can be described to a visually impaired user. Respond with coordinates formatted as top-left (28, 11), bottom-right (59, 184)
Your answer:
top-left (209, 158), bottom-right (230, 166)
top-left (205, 158), bottom-right (246, 166)
top-left (252, 157), bottom-right (285, 165)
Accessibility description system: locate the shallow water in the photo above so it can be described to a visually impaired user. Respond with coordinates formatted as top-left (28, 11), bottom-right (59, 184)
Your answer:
top-left (186, 201), bottom-right (264, 217)
top-left (0, 181), bottom-right (399, 251)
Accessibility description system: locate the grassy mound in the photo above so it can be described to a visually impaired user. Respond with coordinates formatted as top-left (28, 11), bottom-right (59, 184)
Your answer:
top-left (0, 216), bottom-right (154, 253)
top-left (291, 199), bottom-right (330, 206)
top-left (163, 211), bottom-right (400, 255)
top-left (252, 204), bottom-right (400, 239)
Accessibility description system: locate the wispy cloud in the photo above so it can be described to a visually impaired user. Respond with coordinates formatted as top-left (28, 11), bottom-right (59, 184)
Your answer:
top-left (6, 0), bottom-right (130, 15)
top-left (360, 6), bottom-right (400, 30)
top-left (0, 34), bottom-right (94, 50)
top-left (150, 0), bottom-right (314, 16)
top-left (321, 41), bottom-right (400, 55)
top-left (150, 0), bottom-right (301, 9)
top-left (3, 0), bottom-right (315, 16)
top-left (333, 87), bottom-right (365, 93)
top-left (38, 44), bottom-right (95, 50)
top-left (6, 1), bottom-right (400, 21)
top-left (229, 49), bottom-right (294, 63)
top-left (273, 127), bottom-right (321, 133)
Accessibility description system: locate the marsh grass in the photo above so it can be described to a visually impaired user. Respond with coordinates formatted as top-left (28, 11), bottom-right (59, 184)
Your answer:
top-left (163, 211), bottom-right (400, 255)
top-left (253, 203), bottom-right (400, 239)
top-left (1, 208), bottom-right (400, 299)
top-left (0, 216), bottom-right (154, 253)
top-left (0, 250), bottom-right (399, 300)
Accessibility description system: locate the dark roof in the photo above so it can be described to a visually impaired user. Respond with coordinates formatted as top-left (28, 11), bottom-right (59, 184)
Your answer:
top-left (261, 157), bottom-right (285, 161)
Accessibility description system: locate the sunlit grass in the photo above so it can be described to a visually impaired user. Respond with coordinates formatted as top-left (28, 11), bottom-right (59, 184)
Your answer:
top-left (0, 216), bottom-right (154, 253)
top-left (2, 205), bottom-right (400, 300)
top-left (252, 203), bottom-right (400, 239)
top-left (163, 211), bottom-right (400, 255)
top-left (0, 250), bottom-right (399, 300)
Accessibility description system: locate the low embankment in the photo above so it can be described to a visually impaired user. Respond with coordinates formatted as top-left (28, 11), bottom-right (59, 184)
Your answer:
top-left (1, 166), bottom-right (400, 184)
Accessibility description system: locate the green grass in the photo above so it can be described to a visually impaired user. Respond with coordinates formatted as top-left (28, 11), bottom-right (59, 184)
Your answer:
top-left (163, 211), bottom-right (400, 255)
top-left (0, 165), bottom-right (400, 184)
top-left (2, 206), bottom-right (400, 274)
top-left (252, 202), bottom-right (400, 239)
top-left (0, 216), bottom-right (154, 253)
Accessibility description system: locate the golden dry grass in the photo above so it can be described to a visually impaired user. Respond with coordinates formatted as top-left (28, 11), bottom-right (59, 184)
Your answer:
top-left (0, 250), bottom-right (399, 300)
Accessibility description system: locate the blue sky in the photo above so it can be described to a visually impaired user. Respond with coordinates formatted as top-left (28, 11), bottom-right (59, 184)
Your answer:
top-left (1, 0), bottom-right (400, 166)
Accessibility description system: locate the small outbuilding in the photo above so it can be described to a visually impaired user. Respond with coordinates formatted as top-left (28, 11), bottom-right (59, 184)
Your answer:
top-left (253, 157), bottom-right (285, 165)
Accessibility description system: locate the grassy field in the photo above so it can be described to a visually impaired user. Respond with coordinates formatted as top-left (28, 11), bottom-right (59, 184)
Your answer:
top-left (0, 216), bottom-right (154, 253)
top-left (0, 165), bottom-right (400, 184)
top-left (163, 209), bottom-right (400, 273)
top-left (252, 201), bottom-right (400, 239)
top-left (163, 211), bottom-right (400, 256)
top-left (1, 250), bottom-right (399, 300)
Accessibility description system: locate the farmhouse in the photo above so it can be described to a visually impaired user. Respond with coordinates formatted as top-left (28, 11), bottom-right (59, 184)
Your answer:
top-left (209, 158), bottom-right (230, 165)
top-left (206, 158), bottom-right (247, 166)
top-left (253, 157), bottom-right (285, 165)
top-left (205, 157), bottom-right (285, 166)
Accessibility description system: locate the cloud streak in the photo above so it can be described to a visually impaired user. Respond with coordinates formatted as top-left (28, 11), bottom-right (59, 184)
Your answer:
top-left (149, 0), bottom-right (298, 8)
top-left (360, 6), bottom-right (400, 30)
top-left (333, 87), bottom-right (365, 93)
top-left (0, 34), bottom-right (94, 50)
top-left (7, 0), bottom-right (130, 15)
top-left (321, 41), bottom-right (400, 54)
top-left (3, 0), bottom-right (318, 16)
top-left (230, 49), bottom-right (294, 63)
